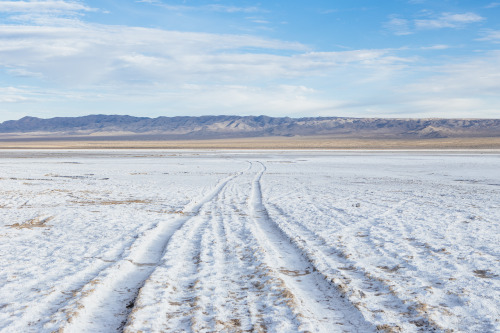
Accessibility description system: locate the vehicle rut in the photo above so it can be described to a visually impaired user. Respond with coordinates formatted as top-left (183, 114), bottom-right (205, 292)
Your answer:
top-left (247, 162), bottom-right (375, 333)
top-left (124, 165), bottom-right (301, 332)
top-left (265, 186), bottom-right (443, 331)
top-left (56, 161), bottom-right (386, 332)
top-left (56, 171), bottom-right (240, 333)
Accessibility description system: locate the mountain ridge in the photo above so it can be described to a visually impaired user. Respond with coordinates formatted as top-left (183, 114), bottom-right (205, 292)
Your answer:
top-left (1, 115), bottom-right (499, 140)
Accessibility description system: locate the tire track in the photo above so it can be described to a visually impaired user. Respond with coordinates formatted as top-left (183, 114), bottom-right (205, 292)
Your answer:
top-left (55, 171), bottom-right (240, 333)
top-left (210, 182), bottom-right (300, 332)
top-left (12, 237), bottom-right (135, 332)
top-left (192, 184), bottom-right (255, 332)
top-left (266, 201), bottom-right (441, 332)
top-left (125, 170), bottom-right (301, 332)
top-left (126, 202), bottom-right (211, 332)
top-left (248, 162), bottom-right (375, 333)
top-left (261, 170), bottom-right (442, 332)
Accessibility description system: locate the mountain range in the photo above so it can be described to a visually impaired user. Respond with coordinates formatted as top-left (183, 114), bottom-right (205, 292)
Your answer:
top-left (0, 115), bottom-right (499, 140)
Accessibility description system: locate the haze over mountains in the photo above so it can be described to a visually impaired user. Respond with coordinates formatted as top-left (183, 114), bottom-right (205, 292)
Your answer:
top-left (0, 115), bottom-right (499, 141)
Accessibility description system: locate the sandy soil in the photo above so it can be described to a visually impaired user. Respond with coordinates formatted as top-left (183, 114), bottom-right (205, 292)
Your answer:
top-left (0, 136), bottom-right (500, 149)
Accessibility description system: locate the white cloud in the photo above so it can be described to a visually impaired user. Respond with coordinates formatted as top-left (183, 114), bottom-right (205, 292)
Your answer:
top-left (204, 4), bottom-right (260, 13)
top-left (3, 48), bottom-right (499, 119)
top-left (136, 1), bottom-right (261, 14)
top-left (0, 1), bottom-right (94, 13)
top-left (477, 30), bottom-right (500, 43)
top-left (485, 2), bottom-right (500, 8)
top-left (0, 14), bottom-right (415, 120)
top-left (408, 51), bottom-right (500, 96)
top-left (385, 17), bottom-right (412, 35)
top-left (1, 2), bottom-right (497, 119)
top-left (0, 20), bottom-right (409, 88)
top-left (420, 44), bottom-right (450, 50)
top-left (386, 12), bottom-right (485, 35)
top-left (7, 68), bottom-right (43, 77)
top-left (383, 51), bottom-right (500, 116)
top-left (409, 98), bottom-right (489, 115)
top-left (248, 18), bottom-right (270, 24)
top-left (157, 84), bottom-right (339, 116)
top-left (415, 12), bottom-right (484, 29)
top-left (0, 86), bottom-right (34, 102)
top-left (0, 1), bottom-right (97, 28)
top-left (0, 83), bottom-right (347, 120)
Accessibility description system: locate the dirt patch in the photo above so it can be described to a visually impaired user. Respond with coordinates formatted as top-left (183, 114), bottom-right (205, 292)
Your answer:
top-left (216, 318), bottom-right (242, 331)
top-left (473, 269), bottom-right (498, 279)
top-left (8, 216), bottom-right (54, 229)
top-left (165, 210), bottom-right (190, 215)
top-left (376, 324), bottom-right (403, 332)
top-left (279, 269), bottom-right (311, 277)
top-left (339, 265), bottom-right (357, 271)
top-left (45, 174), bottom-right (88, 179)
top-left (2, 136), bottom-right (500, 149)
top-left (71, 199), bottom-right (152, 206)
top-left (378, 265), bottom-right (402, 273)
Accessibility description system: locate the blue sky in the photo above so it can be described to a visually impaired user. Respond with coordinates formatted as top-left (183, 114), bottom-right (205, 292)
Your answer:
top-left (0, 0), bottom-right (499, 121)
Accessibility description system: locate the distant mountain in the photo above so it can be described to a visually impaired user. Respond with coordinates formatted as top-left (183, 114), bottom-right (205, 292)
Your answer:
top-left (0, 115), bottom-right (499, 140)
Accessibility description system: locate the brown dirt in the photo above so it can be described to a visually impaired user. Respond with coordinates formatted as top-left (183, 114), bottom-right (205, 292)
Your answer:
top-left (70, 199), bottom-right (152, 206)
top-left (0, 136), bottom-right (500, 149)
top-left (8, 216), bottom-right (54, 229)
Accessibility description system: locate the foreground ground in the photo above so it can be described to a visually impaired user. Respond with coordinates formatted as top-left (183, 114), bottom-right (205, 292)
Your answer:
top-left (0, 150), bottom-right (498, 332)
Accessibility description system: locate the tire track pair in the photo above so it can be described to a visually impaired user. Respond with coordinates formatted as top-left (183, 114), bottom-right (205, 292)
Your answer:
top-left (54, 171), bottom-right (240, 332)
top-left (126, 169), bottom-right (300, 332)
top-left (247, 162), bottom-right (375, 333)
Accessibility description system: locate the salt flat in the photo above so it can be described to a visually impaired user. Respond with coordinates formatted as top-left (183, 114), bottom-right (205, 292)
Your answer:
top-left (0, 150), bottom-right (498, 332)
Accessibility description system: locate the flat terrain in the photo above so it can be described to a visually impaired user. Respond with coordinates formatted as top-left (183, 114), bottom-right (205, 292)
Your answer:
top-left (0, 150), bottom-right (499, 332)
top-left (1, 136), bottom-right (500, 149)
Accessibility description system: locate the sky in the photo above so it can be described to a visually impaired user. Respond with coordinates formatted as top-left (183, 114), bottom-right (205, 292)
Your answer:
top-left (0, 0), bottom-right (499, 121)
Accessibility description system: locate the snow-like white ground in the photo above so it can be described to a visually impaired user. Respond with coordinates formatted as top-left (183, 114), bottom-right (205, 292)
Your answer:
top-left (0, 150), bottom-right (498, 333)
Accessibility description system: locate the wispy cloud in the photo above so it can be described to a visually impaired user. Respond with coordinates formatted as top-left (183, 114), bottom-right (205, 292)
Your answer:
top-left (0, 17), bottom-right (410, 89)
top-left (0, 11), bottom-right (415, 119)
top-left (0, 1), bottom-right (95, 13)
top-left (386, 12), bottom-right (485, 35)
top-left (1, 1), bottom-right (497, 120)
top-left (420, 44), bottom-right (450, 50)
top-left (7, 68), bottom-right (43, 78)
top-left (407, 52), bottom-right (500, 95)
top-left (0, 0), bottom-right (98, 28)
top-left (204, 4), bottom-right (261, 13)
top-left (385, 17), bottom-right (412, 35)
top-left (151, 84), bottom-right (340, 116)
top-left (415, 12), bottom-right (484, 29)
top-left (136, 1), bottom-right (261, 14)
top-left (477, 29), bottom-right (500, 43)
top-left (247, 18), bottom-right (270, 24)
top-left (0, 87), bottom-right (35, 103)
top-left (485, 2), bottom-right (500, 8)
